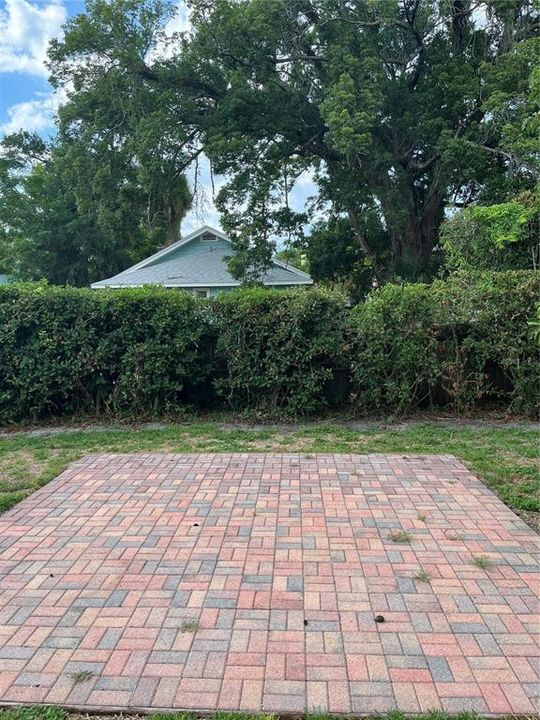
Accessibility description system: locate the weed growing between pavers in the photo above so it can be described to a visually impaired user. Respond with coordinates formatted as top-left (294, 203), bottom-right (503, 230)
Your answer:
top-left (68, 670), bottom-right (94, 685)
top-left (471, 554), bottom-right (492, 569)
top-left (413, 570), bottom-right (431, 583)
top-left (179, 619), bottom-right (200, 633)
top-left (387, 529), bottom-right (412, 543)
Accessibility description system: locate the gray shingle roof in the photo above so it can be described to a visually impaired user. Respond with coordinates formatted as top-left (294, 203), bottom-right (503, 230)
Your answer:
top-left (92, 246), bottom-right (312, 288)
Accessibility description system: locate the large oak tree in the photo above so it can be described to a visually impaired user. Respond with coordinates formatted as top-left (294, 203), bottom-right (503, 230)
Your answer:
top-left (182, 0), bottom-right (538, 280)
top-left (2, 0), bottom-right (538, 288)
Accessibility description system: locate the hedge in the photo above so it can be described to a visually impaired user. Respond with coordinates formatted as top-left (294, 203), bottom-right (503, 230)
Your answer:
top-left (350, 271), bottom-right (540, 414)
top-left (0, 273), bottom-right (538, 423)
top-left (0, 284), bottom-right (212, 421)
top-left (213, 287), bottom-right (349, 415)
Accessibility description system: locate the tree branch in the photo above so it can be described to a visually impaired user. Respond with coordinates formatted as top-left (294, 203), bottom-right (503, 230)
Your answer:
top-left (347, 207), bottom-right (375, 261)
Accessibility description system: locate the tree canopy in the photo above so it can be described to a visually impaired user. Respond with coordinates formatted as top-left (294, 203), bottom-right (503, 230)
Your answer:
top-left (0, 0), bottom-right (538, 288)
top-left (0, 0), bottom-right (193, 285)
top-left (182, 0), bottom-right (538, 281)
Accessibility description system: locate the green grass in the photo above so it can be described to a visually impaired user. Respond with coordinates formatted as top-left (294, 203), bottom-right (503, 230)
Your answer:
top-left (0, 708), bottom-right (67, 720)
top-left (0, 422), bottom-right (538, 521)
top-left (0, 707), bottom-right (501, 720)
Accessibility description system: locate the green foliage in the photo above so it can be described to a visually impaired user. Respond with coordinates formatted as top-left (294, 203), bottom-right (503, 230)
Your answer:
top-left (528, 303), bottom-right (540, 346)
top-left (0, 284), bottom-right (211, 423)
top-left (2, 1), bottom-right (538, 290)
top-left (441, 191), bottom-right (540, 272)
top-left (182, 0), bottom-right (538, 283)
top-left (274, 246), bottom-right (310, 273)
top-left (213, 287), bottom-right (349, 416)
top-left (0, 1), bottom-right (194, 286)
top-left (1, 274), bottom-right (538, 424)
top-left (350, 271), bottom-right (540, 414)
top-left (305, 216), bottom-right (390, 302)
top-left (0, 132), bottom-right (163, 286)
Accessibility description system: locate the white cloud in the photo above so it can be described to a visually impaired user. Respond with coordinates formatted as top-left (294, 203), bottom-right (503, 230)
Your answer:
top-left (0, 0), bottom-right (67, 77)
top-left (164, 1), bottom-right (190, 36)
top-left (146, 1), bottom-right (190, 63)
top-left (0, 89), bottom-right (64, 134)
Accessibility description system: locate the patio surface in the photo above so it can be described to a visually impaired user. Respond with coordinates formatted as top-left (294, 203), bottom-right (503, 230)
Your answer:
top-left (0, 453), bottom-right (538, 715)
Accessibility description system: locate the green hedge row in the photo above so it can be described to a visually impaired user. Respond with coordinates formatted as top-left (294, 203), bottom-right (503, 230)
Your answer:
top-left (0, 272), bottom-right (538, 423)
top-left (0, 284), bottom-right (213, 421)
top-left (213, 287), bottom-right (349, 416)
top-left (350, 271), bottom-right (539, 414)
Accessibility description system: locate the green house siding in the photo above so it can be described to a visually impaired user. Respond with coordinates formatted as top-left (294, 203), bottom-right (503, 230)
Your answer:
top-left (148, 235), bottom-right (231, 267)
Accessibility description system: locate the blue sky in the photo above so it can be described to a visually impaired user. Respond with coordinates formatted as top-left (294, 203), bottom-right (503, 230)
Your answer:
top-left (0, 1), bottom-right (83, 135)
top-left (0, 0), bottom-right (315, 238)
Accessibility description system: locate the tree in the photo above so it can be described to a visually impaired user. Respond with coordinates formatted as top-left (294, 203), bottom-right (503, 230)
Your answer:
top-left (47, 0), bottom-right (193, 253)
top-left (0, 1), bottom-right (196, 285)
top-left (4, 0), bottom-right (538, 288)
top-left (440, 189), bottom-right (540, 272)
top-left (180, 0), bottom-right (538, 282)
top-left (0, 132), bottom-right (159, 285)
top-left (304, 214), bottom-right (390, 301)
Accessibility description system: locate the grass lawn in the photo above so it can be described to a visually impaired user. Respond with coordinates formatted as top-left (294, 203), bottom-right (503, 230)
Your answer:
top-left (0, 421), bottom-right (538, 526)
top-left (0, 706), bottom-right (496, 720)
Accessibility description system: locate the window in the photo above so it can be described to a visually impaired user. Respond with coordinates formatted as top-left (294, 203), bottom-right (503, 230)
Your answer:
top-left (194, 289), bottom-right (209, 298)
top-left (200, 232), bottom-right (216, 242)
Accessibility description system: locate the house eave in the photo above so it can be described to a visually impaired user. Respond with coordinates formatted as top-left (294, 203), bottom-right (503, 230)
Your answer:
top-left (91, 279), bottom-right (314, 289)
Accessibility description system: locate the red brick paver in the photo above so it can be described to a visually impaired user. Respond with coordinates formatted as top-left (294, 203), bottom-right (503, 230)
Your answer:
top-left (0, 453), bottom-right (538, 714)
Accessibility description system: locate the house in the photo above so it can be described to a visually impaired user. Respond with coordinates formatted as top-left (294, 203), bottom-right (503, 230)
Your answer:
top-left (91, 225), bottom-right (313, 297)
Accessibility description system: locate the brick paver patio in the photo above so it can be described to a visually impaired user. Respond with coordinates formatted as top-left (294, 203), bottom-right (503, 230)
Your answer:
top-left (0, 453), bottom-right (538, 715)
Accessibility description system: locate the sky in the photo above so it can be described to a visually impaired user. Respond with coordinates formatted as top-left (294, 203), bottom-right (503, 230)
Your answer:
top-left (0, 0), bottom-right (315, 239)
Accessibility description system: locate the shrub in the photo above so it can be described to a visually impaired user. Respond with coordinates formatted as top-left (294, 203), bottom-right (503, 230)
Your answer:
top-left (440, 192), bottom-right (539, 272)
top-left (212, 287), bottom-right (349, 415)
top-left (0, 283), bottom-right (212, 423)
top-left (350, 271), bottom-right (540, 414)
top-left (0, 275), bottom-right (537, 424)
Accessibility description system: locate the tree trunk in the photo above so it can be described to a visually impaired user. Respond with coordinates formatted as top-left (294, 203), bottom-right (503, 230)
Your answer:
top-left (385, 176), bottom-right (445, 274)
top-left (165, 211), bottom-right (181, 246)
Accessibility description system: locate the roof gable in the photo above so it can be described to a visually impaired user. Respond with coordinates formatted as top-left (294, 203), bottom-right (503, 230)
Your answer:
top-left (126, 226), bottom-right (230, 274)
top-left (91, 225), bottom-right (313, 287)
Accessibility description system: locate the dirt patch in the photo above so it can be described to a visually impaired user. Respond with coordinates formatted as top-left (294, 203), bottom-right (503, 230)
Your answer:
top-left (1, 411), bottom-right (538, 438)
top-left (515, 509), bottom-right (540, 533)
